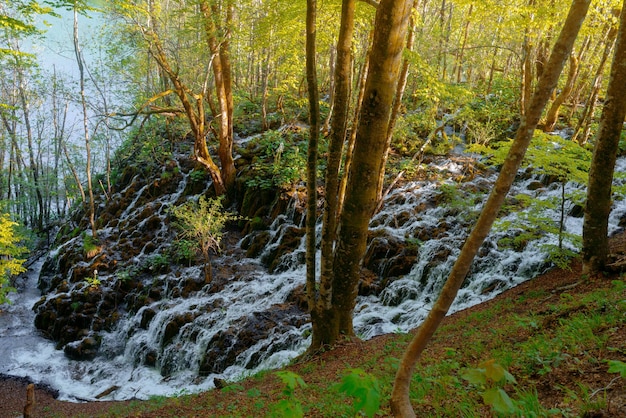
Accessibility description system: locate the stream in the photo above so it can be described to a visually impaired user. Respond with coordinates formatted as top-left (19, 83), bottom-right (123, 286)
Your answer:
top-left (2, 155), bottom-right (626, 402)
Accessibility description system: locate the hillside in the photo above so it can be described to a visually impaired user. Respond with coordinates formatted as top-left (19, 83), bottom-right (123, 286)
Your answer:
top-left (2, 242), bottom-right (625, 417)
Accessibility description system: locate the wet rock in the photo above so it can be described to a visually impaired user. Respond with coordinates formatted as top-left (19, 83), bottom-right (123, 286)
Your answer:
top-left (199, 304), bottom-right (307, 375)
top-left (242, 230), bottom-right (271, 258)
top-left (363, 233), bottom-right (418, 281)
top-left (261, 226), bottom-right (305, 273)
top-left (140, 308), bottom-right (156, 329)
top-left (64, 335), bottom-right (101, 360)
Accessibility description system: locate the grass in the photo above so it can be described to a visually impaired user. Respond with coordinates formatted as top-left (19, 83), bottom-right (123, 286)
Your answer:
top-left (31, 260), bottom-right (626, 417)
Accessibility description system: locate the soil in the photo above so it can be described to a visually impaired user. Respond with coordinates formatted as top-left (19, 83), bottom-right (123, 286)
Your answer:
top-left (1, 236), bottom-right (625, 417)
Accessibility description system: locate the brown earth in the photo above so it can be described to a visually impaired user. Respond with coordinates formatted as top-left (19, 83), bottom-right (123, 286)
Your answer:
top-left (1, 236), bottom-right (625, 417)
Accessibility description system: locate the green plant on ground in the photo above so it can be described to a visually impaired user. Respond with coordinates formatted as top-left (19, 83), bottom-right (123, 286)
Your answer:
top-left (85, 270), bottom-right (101, 289)
top-left (269, 371), bottom-right (307, 418)
top-left (334, 368), bottom-right (382, 418)
top-left (82, 232), bottom-right (100, 258)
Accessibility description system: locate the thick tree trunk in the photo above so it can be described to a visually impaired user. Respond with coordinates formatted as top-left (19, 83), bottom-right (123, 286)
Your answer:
top-left (390, 1), bottom-right (591, 416)
top-left (329, 0), bottom-right (413, 339)
top-left (377, 0), bottom-right (418, 204)
top-left (582, 0), bottom-right (626, 275)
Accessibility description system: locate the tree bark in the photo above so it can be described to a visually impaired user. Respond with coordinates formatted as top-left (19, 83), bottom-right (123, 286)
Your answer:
top-left (377, 0), bottom-right (418, 204)
top-left (572, 21), bottom-right (619, 144)
top-left (200, 1), bottom-right (236, 191)
top-left (318, 0), bottom-right (356, 323)
top-left (390, 0), bottom-right (591, 415)
top-left (73, 8), bottom-right (98, 239)
top-left (582, 0), bottom-right (626, 275)
top-left (329, 0), bottom-right (413, 339)
top-left (305, 0), bottom-right (321, 347)
top-left (544, 54), bottom-right (579, 132)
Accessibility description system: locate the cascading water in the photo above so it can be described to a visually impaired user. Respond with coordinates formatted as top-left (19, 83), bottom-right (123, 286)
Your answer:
top-left (2, 152), bottom-right (626, 402)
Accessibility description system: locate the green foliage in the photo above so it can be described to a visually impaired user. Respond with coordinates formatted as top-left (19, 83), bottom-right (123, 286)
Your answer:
top-left (170, 239), bottom-right (197, 266)
top-left (335, 368), bottom-right (382, 418)
top-left (84, 270), bottom-right (101, 289)
top-left (243, 130), bottom-right (308, 190)
top-left (82, 232), bottom-right (99, 256)
top-left (146, 253), bottom-right (169, 272)
top-left (269, 371), bottom-right (307, 418)
top-left (169, 196), bottom-right (240, 278)
top-left (461, 360), bottom-right (520, 415)
top-left (607, 360), bottom-right (626, 379)
top-left (0, 213), bottom-right (28, 305)
top-left (470, 130), bottom-right (591, 184)
top-left (111, 119), bottom-right (183, 185)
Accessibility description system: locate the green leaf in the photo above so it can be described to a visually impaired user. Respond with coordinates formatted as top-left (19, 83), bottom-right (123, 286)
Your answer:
top-left (483, 388), bottom-right (516, 414)
top-left (269, 399), bottom-right (304, 418)
top-left (460, 367), bottom-right (487, 385)
top-left (607, 360), bottom-right (626, 379)
top-left (336, 369), bottom-right (381, 418)
top-left (275, 371), bottom-right (307, 395)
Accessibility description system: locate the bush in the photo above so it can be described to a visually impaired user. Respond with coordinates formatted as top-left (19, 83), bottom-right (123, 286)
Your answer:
top-left (0, 214), bottom-right (28, 306)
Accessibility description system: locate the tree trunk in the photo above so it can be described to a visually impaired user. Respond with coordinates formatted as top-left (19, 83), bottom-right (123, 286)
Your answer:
top-left (200, 1), bottom-right (236, 191)
top-left (544, 54), bottom-right (579, 132)
top-left (454, 4), bottom-right (473, 83)
top-left (305, 0), bottom-right (321, 342)
top-left (582, 0), bottom-right (626, 275)
top-left (390, 1), bottom-right (591, 415)
top-left (377, 0), bottom-right (418, 204)
top-left (338, 35), bottom-right (371, 216)
top-left (572, 22), bottom-right (618, 144)
top-left (328, 0), bottom-right (413, 340)
top-left (318, 0), bottom-right (356, 323)
top-left (73, 8), bottom-right (98, 240)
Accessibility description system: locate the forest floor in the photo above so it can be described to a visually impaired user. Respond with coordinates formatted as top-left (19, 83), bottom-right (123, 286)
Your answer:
top-left (2, 235), bottom-right (626, 417)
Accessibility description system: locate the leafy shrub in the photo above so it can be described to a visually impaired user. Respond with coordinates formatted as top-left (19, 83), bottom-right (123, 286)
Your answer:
top-left (0, 214), bottom-right (27, 305)
top-left (169, 196), bottom-right (240, 282)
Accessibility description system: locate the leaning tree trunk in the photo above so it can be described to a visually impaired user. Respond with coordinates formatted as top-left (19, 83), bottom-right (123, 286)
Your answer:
top-left (390, 1), bottom-right (591, 416)
top-left (582, 0), bottom-right (626, 275)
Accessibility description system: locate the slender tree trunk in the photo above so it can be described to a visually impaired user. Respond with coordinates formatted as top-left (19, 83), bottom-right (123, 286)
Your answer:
top-left (317, 0), bottom-right (356, 325)
top-left (454, 4), bottom-right (473, 83)
top-left (582, 0), bottom-right (626, 275)
top-left (544, 54), bottom-right (579, 132)
top-left (305, 0), bottom-right (323, 349)
top-left (338, 36), bottom-right (371, 215)
top-left (573, 23), bottom-right (618, 144)
top-left (200, 1), bottom-right (236, 191)
top-left (390, 1), bottom-right (591, 415)
top-left (73, 8), bottom-right (97, 239)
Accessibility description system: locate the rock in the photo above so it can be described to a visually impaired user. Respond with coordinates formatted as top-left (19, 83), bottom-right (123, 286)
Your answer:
top-left (199, 304), bottom-right (307, 375)
top-left (63, 335), bottom-right (101, 360)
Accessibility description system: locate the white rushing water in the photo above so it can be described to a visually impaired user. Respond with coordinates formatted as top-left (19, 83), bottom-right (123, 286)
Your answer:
top-left (2, 156), bottom-right (626, 402)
